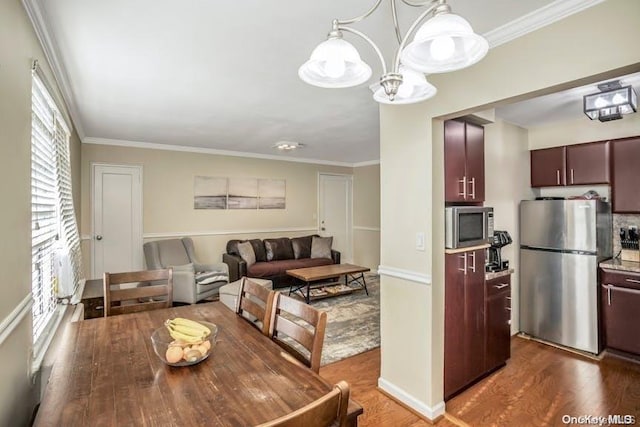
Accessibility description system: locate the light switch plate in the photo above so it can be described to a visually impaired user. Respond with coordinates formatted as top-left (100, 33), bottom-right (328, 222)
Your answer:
top-left (416, 232), bottom-right (425, 251)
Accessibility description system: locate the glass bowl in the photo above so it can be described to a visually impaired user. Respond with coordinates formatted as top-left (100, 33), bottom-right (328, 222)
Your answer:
top-left (151, 320), bottom-right (218, 367)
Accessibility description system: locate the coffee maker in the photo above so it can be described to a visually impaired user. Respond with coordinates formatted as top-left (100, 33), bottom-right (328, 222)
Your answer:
top-left (486, 230), bottom-right (512, 272)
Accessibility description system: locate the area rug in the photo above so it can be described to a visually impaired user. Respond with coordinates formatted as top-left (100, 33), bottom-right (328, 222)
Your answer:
top-left (289, 273), bottom-right (380, 366)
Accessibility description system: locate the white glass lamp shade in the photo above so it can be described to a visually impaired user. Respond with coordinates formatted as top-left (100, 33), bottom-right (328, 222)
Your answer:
top-left (298, 38), bottom-right (372, 88)
top-left (374, 66), bottom-right (437, 105)
top-left (400, 12), bottom-right (488, 74)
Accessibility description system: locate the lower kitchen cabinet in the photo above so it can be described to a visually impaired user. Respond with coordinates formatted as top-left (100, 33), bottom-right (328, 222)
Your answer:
top-left (485, 276), bottom-right (511, 372)
top-left (600, 268), bottom-right (640, 356)
top-left (444, 248), bottom-right (486, 400)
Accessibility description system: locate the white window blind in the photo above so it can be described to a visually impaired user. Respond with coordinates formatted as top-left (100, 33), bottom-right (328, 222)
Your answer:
top-left (31, 71), bottom-right (82, 343)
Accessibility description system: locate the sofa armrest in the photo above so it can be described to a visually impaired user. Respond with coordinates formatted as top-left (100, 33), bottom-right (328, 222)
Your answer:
top-left (194, 262), bottom-right (229, 275)
top-left (331, 249), bottom-right (341, 264)
top-left (172, 268), bottom-right (197, 304)
top-left (222, 253), bottom-right (246, 282)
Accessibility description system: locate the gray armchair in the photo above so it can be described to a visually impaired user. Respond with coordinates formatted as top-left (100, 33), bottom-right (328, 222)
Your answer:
top-left (143, 237), bottom-right (229, 304)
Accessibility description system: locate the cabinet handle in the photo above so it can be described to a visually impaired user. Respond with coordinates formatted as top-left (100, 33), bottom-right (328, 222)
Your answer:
top-left (625, 278), bottom-right (640, 284)
top-left (603, 283), bottom-right (640, 305)
top-left (468, 177), bottom-right (476, 200)
top-left (556, 170), bottom-right (560, 185)
top-left (458, 253), bottom-right (467, 275)
top-left (570, 168), bottom-right (574, 184)
top-left (457, 176), bottom-right (467, 199)
top-left (493, 283), bottom-right (509, 290)
top-left (505, 307), bottom-right (511, 311)
top-left (468, 251), bottom-right (476, 272)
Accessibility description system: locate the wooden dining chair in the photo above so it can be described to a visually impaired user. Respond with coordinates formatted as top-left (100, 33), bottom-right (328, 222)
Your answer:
top-left (103, 268), bottom-right (173, 317)
top-left (235, 277), bottom-right (276, 335)
top-left (257, 381), bottom-right (350, 427)
top-left (269, 292), bottom-right (327, 373)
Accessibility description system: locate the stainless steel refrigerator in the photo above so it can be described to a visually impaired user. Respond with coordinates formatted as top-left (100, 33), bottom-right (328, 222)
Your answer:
top-left (519, 199), bottom-right (611, 354)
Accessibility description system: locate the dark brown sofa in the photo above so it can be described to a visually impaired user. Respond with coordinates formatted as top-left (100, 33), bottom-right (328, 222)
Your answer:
top-left (222, 235), bottom-right (340, 289)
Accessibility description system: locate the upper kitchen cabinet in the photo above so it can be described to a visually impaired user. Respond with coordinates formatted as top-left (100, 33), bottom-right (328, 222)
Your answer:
top-left (530, 146), bottom-right (566, 187)
top-left (530, 141), bottom-right (610, 187)
top-left (566, 141), bottom-right (610, 185)
top-left (612, 136), bottom-right (640, 213)
top-left (445, 120), bottom-right (485, 202)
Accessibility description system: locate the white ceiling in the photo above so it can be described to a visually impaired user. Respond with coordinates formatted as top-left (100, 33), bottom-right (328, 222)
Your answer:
top-left (28, 0), bottom-right (605, 165)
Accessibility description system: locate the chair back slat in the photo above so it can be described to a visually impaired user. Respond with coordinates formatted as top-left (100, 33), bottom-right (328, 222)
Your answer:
top-left (235, 277), bottom-right (275, 335)
top-left (269, 293), bottom-right (327, 373)
top-left (104, 269), bottom-right (173, 317)
top-left (256, 381), bottom-right (350, 427)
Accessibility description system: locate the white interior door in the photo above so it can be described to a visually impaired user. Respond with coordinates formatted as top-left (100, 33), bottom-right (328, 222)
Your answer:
top-left (318, 173), bottom-right (352, 263)
top-left (92, 164), bottom-right (143, 278)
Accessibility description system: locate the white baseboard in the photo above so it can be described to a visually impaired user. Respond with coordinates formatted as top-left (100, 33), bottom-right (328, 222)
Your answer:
top-left (378, 377), bottom-right (445, 421)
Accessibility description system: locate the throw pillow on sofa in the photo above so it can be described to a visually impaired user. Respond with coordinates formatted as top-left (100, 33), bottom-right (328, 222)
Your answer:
top-left (291, 235), bottom-right (314, 259)
top-left (264, 238), bottom-right (294, 261)
top-left (237, 241), bottom-right (256, 267)
top-left (311, 236), bottom-right (332, 259)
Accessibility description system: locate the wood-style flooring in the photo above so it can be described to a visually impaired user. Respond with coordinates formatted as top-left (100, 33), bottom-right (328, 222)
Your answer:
top-left (320, 337), bottom-right (640, 427)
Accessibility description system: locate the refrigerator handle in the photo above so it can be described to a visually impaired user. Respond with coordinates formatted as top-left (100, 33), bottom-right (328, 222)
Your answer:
top-left (468, 251), bottom-right (476, 272)
top-left (458, 253), bottom-right (467, 275)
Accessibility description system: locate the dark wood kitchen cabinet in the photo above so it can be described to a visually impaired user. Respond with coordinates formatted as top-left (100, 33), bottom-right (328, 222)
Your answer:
top-left (445, 120), bottom-right (484, 203)
top-left (444, 248), bottom-right (485, 400)
top-left (566, 140), bottom-right (610, 185)
top-left (485, 275), bottom-right (511, 373)
top-left (530, 141), bottom-right (610, 187)
top-left (600, 268), bottom-right (640, 356)
top-left (530, 146), bottom-right (566, 187)
top-left (612, 137), bottom-right (640, 213)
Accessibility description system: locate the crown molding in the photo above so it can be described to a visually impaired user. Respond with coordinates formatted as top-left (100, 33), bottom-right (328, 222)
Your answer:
top-left (83, 137), bottom-right (375, 168)
top-left (353, 159), bottom-right (381, 167)
top-left (21, 0), bottom-right (86, 139)
top-left (484, 0), bottom-right (606, 48)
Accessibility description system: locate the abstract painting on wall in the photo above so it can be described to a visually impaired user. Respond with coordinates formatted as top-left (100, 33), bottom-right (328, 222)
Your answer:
top-left (259, 179), bottom-right (286, 209)
top-left (228, 177), bottom-right (258, 209)
top-left (194, 176), bottom-right (227, 209)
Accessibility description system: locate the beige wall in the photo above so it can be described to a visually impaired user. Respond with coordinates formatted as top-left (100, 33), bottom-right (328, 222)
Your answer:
top-left (528, 112), bottom-right (640, 150)
top-left (0, 0), bottom-right (82, 424)
top-left (379, 0), bottom-right (640, 416)
top-left (81, 144), bottom-right (381, 276)
top-left (353, 164), bottom-right (380, 270)
top-left (484, 120), bottom-right (535, 334)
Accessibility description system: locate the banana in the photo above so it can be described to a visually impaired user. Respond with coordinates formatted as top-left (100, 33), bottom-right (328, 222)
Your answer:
top-left (171, 318), bottom-right (211, 336)
top-left (164, 318), bottom-right (211, 344)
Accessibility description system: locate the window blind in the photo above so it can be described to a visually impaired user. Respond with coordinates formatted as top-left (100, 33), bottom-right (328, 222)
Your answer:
top-left (31, 71), bottom-right (83, 342)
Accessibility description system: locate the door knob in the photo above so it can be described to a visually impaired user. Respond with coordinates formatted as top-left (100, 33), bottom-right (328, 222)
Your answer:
top-left (96, 235), bottom-right (103, 241)
top-left (321, 227), bottom-right (326, 231)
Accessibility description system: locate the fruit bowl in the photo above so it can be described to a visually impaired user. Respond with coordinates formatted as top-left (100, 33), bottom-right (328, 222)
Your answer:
top-left (151, 320), bottom-right (218, 367)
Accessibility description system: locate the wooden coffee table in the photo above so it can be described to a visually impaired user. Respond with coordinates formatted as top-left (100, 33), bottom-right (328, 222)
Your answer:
top-left (286, 263), bottom-right (370, 304)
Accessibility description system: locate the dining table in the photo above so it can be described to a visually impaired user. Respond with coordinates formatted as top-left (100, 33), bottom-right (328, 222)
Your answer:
top-left (34, 301), bottom-right (363, 426)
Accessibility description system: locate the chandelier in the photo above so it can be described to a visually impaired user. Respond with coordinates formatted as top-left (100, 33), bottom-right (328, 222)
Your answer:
top-left (298, 0), bottom-right (488, 105)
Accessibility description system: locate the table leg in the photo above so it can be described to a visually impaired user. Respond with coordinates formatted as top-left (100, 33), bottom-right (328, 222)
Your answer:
top-left (346, 273), bottom-right (368, 295)
top-left (306, 281), bottom-right (310, 304)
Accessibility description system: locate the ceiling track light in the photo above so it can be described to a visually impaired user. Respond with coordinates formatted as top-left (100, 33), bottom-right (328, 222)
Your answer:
top-left (299, 0), bottom-right (488, 105)
top-left (584, 80), bottom-right (638, 122)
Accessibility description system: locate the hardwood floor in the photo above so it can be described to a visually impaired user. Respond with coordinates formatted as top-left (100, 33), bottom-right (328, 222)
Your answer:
top-left (321, 337), bottom-right (640, 426)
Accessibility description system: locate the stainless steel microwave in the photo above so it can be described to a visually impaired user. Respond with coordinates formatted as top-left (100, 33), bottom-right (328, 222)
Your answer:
top-left (445, 206), bottom-right (494, 249)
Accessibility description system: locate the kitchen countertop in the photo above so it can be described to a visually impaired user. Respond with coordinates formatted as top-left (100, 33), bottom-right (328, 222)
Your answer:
top-left (599, 258), bottom-right (640, 273)
top-left (485, 268), bottom-right (514, 280)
